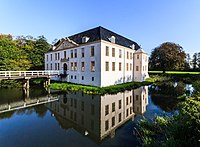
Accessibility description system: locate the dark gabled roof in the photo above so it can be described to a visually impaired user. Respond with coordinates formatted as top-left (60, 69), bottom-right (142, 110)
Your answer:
top-left (63, 26), bottom-right (140, 50)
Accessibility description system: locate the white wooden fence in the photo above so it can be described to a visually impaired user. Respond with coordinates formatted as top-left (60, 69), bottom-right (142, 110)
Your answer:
top-left (0, 70), bottom-right (60, 79)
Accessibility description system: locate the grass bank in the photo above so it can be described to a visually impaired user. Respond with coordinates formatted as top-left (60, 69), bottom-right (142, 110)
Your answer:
top-left (149, 71), bottom-right (200, 83)
top-left (149, 71), bottom-right (200, 74)
top-left (49, 81), bottom-right (152, 95)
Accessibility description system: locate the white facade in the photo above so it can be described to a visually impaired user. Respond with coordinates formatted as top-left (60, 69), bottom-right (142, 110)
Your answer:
top-left (133, 48), bottom-right (149, 82)
top-left (133, 86), bottom-right (149, 114)
top-left (45, 34), bottom-right (149, 87)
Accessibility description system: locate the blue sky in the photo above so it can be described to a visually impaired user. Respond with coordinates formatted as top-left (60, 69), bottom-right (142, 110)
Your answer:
top-left (0, 0), bottom-right (199, 55)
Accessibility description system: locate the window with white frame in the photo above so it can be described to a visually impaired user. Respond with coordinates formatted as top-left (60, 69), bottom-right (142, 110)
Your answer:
top-left (91, 61), bottom-right (95, 72)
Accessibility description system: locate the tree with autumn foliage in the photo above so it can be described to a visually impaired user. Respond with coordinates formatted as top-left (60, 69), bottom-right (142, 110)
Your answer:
top-left (149, 42), bottom-right (187, 73)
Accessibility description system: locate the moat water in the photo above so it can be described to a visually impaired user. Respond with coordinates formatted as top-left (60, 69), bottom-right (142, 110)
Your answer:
top-left (0, 83), bottom-right (192, 147)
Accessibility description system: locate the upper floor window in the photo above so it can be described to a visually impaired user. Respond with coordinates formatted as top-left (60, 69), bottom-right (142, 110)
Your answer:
top-left (58, 53), bottom-right (60, 60)
top-left (112, 102), bottom-right (115, 112)
top-left (71, 62), bottom-right (73, 71)
top-left (126, 97), bottom-right (129, 105)
top-left (91, 61), bottom-right (95, 72)
top-left (74, 49), bottom-right (77, 58)
top-left (50, 54), bottom-right (52, 61)
top-left (91, 46), bottom-right (94, 56)
top-left (105, 105), bottom-right (109, 116)
top-left (81, 62), bottom-right (85, 71)
top-left (137, 54), bottom-right (139, 59)
top-left (64, 51), bottom-right (67, 58)
top-left (130, 52), bottom-right (132, 59)
top-left (71, 50), bottom-right (73, 58)
top-left (127, 51), bottom-right (129, 59)
top-left (106, 46), bottom-right (109, 56)
top-left (119, 49), bottom-right (122, 58)
top-left (112, 48), bottom-right (115, 57)
top-left (46, 55), bottom-right (48, 61)
top-left (81, 48), bottom-right (84, 57)
top-left (74, 62), bottom-right (77, 71)
top-left (118, 100), bottom-right (121, 109)
top-left (55, 53), bottom-right (57, 60)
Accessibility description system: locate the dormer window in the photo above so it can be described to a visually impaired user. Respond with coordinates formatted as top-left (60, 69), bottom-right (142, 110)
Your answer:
top-left (109, 36), bottom-right (115, 43)
top-left (131, 44), bottom-right (135, 50)
top-left (82, 36), bottom-right (90, 43)
top-left (52, 46), bottom-right (56, 50)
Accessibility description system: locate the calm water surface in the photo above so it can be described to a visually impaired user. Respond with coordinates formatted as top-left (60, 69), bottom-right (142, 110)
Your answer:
top-left (0, 85), bottom-right (180, 147)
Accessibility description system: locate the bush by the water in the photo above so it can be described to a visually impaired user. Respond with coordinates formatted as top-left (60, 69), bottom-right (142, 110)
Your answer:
top-left (138, 93), bottom-right (200, 146)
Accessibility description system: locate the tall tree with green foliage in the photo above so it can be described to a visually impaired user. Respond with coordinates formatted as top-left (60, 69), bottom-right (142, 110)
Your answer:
top-left (0, 34), bottom-right (50, 71)
top-left (149, 42), bottom-right (186, 73)
top-left (192, 53), bottom-right (198, 70)
top-left (0, 34), bottom-right (32, 71)
top-left (185, 53), bottom-right (191, 70)
top-left (197, 52), bottom-right (200, 70)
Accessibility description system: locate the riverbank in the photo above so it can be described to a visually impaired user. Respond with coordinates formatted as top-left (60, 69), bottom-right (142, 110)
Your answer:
top-left (49, 80), bottom-right (152, 95)
top-left (137, 76), bottom-right (200, 146)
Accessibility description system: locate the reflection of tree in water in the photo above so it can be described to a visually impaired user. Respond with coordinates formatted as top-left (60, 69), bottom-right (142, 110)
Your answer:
top-left (149, 81), bottom-right (186, 112)
top-left (0, 111), bottom-right (15, 120)
top-left (15, 105), bottom-right (48, 118)
top-left (151, 95), bottom-right (179, 112)
top-left (34, 105), bottom-right (48, 117)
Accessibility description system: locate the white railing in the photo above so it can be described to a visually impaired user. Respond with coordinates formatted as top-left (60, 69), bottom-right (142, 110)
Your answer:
top-left (0, 96), bottom-right (59, 114)
top-left (0, 70), bottom-right (60, 78)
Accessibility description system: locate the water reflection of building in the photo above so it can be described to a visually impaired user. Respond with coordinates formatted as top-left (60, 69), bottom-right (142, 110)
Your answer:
top-left (46, 86), bottom-right (148, 143)
top-left (133, 86), bottom-right (148, 115)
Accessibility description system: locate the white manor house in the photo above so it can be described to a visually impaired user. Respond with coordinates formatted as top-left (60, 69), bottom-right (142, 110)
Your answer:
top-left (45, 26), bottom-right (149, 87)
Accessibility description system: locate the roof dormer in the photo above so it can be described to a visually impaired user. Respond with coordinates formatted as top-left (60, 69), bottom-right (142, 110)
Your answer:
top-left (130, 44), bottom-right (135, 50)
top-left (82, 36), bottom-right (90, 43)
top-left (109, 36), bottom-right (115, 43)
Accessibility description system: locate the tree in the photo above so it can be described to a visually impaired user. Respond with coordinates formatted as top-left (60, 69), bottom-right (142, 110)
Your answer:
top-left (197, 52), bottom-right (200, 70)
top-left (32, 35), bottom-right (50, 69)
top-left (192, 53), bottom-right (198, 70)
top-left (185, 53), bottom-right (191, 70)
top-left (149, 42), bottom-right (186, 73)
top-left (0, 34), bottom-right (32, 71)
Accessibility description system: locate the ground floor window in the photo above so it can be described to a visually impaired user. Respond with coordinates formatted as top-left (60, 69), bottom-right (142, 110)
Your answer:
top-left (105, 120), bottom-right (109, 131)
top-left (136, 66), bottom-right (139, 71)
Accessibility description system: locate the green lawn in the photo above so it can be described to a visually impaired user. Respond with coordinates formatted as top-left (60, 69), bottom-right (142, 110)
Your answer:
top-left (49, 81), bottom-right (152, 95)
top-left (149, 71), bottom-right (200, 74)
